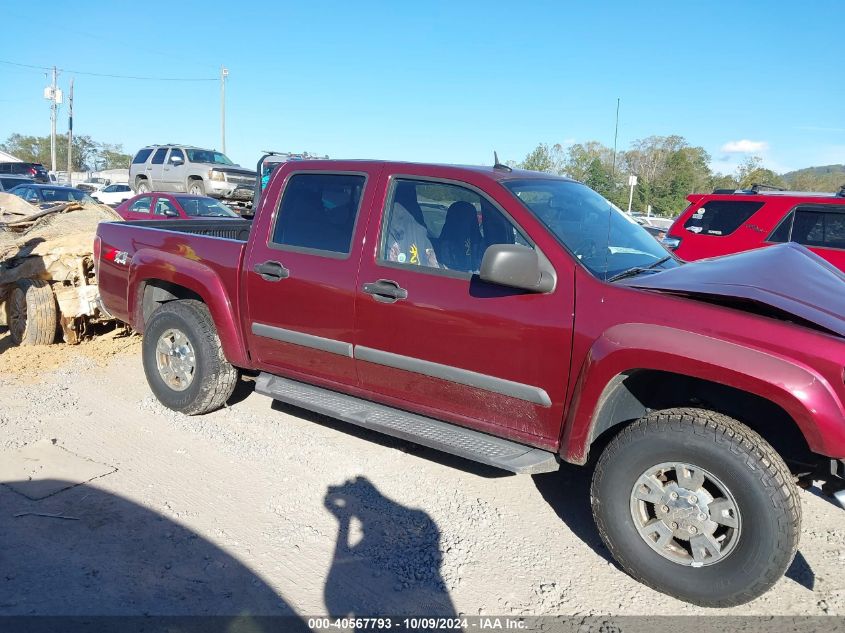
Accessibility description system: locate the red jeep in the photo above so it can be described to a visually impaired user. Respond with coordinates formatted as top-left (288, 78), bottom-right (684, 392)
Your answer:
top-left (94, 161), bottom-right (845, 607)
top-left (664, 185), bottom-right (845, 268)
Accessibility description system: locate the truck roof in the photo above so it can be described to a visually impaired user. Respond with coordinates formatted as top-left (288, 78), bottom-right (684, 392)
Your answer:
top-left (276, 159), bottom-right (578, 183)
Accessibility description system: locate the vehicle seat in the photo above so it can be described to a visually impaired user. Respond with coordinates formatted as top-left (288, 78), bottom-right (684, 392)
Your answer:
top-left (436, 201), bottom-right (483, 272)
top-left (280, 188), bottom-right (324, 247)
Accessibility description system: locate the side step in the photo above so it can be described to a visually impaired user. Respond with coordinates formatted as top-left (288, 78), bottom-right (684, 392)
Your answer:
top-left (255, 373), bottom-right (560, 475)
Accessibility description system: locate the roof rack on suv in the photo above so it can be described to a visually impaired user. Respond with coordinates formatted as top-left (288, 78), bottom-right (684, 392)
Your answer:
top-left (710, 186), bottom-right (842, 198)
top-left (750, 183), bottom-right (786, 193)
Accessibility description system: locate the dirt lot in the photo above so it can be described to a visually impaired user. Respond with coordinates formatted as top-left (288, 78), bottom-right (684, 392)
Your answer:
top-left (0, 328), bottom-right (843, 617)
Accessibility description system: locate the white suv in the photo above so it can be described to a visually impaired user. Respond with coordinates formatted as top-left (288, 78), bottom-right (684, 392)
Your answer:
top-left (129, 144), bottom-right (257, 207)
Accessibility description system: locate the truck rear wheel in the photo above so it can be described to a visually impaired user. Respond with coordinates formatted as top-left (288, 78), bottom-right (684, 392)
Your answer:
top-left (591, 408), bottom-right (800, 607)
top-left (142, 299), bottom-right (237, 415)
top-left (5, 279), bottom-right (58, 346)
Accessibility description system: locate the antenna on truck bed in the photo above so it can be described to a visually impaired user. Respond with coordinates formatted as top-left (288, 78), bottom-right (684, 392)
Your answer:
top-left (493, 151), bottom-right (512, 172)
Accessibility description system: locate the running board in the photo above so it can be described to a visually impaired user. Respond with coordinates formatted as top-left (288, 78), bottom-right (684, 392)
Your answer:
top-left (254, 373), bottom-right (559, 475)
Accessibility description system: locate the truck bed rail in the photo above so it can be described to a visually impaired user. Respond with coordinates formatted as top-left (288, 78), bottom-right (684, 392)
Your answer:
top-left (119, 219), bottom-right (252, 242)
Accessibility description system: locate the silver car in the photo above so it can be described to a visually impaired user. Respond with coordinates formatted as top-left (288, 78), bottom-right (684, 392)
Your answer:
top-left (128, 144), bottom-right (256, 206)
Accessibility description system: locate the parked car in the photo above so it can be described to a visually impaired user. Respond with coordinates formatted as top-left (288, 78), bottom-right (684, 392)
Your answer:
top-left (114, 193), bottom-right (240, 221)
top-left (91, 184), bottom-right (134, 206)
top-left (663, 187), bottom-right (845, 269)
top-left (0, 161), bottom-right (49, 183)
top-left (7, 184), bottom-right (95, 206)
top-left (76, 177), bottom-right (112, 193)
top-left (128, 144), bottom-right (256, 212)
top-left (96, 159), bottom-right (845, 608)
top-left (0, 175), bottom-right (33, 192)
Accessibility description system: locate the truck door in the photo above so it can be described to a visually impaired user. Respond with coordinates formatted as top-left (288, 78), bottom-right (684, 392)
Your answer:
top-left (353, 174), bottom-right (575, 445)
top-left (242, 167), bottom-right (378, 388)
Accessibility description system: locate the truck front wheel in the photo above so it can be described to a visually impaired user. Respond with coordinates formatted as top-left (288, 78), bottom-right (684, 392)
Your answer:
top-left (142, 299), bottom-right (237, 415)
top-left (5, 278), bottom-right (58, 346)
top-left (591, 408), bottom-right (800, 607)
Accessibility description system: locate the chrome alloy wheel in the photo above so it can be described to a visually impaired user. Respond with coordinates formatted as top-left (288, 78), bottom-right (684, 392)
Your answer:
top-left (629, 462), bottom-right (741, 567)
top-left (155, 328), bottom-right (196, 392)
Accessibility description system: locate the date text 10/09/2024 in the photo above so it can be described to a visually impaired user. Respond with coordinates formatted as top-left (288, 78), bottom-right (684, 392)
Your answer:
top-left (307, 617), bottom-right (527, 630)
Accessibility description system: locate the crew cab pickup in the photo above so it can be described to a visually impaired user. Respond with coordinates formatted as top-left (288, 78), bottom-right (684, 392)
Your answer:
top-left (96, 160), bottom-right (845, 607)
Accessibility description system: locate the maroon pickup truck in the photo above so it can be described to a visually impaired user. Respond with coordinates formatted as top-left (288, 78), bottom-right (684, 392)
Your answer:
top-left (96, 160), bottom-right (845, 607)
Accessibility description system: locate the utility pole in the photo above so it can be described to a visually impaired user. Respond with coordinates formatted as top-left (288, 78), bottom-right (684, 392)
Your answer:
top-left (611, 97), bottom-right (620, 178)
top-left (627, 174), bottom-right (638, 213)
top-left (67, 78), bottom-right (74, 183)
top-left (220, 66), bottom-right (228, 153)
top-left (49, 66), bottom-right (60, 173)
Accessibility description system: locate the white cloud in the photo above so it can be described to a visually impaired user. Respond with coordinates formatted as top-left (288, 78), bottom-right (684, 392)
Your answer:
top-left (720, 139), bottom-right (769, 154)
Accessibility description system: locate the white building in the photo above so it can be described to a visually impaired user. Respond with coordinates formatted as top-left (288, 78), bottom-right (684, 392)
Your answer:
top-left (0, 150), bottom-right (21, 162)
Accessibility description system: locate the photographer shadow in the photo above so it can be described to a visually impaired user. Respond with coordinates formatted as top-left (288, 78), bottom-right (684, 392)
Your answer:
top-left (323, 477), bottom-right (456, 619)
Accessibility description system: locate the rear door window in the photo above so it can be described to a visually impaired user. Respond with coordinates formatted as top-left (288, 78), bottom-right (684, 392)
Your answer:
top-left (151, 148), bottom-right (168, 165)
top-left (791, 207), bottom-right (845, 249)
top-left (683, 200), bottom-right (764, 236)
top-left (270, 173), bottom-right (366, 256)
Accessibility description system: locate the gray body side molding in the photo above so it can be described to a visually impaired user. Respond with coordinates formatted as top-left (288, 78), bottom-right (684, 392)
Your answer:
top-left (251, 322), bottom-right (353, 358)
top-left (355, 345), bottom-right (552, 407)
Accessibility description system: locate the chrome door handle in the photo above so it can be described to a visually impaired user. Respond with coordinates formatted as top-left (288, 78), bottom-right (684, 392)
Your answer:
top-left (363, 279), bottom-right (407, 303)
top-left (254, 260), bottom-right (289, 281)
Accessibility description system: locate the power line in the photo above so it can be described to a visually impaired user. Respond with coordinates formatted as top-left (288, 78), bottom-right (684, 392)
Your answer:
top-left (0, 59), bottom-right (217, 82)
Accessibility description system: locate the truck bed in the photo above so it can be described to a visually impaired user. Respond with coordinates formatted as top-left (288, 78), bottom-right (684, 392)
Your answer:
top-left (96, 219), bottom-right (251, 329)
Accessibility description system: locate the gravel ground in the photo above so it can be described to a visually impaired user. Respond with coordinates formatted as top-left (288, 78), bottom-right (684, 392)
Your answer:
top-left (0, 329), bottom-right (843, 617)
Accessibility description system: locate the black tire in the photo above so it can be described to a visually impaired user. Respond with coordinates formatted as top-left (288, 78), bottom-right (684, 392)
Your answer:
top-left (135, 178), bottom-right (150, 194)
top-left (188, 179), bottom-right (206, 196)
top-left (142, 300), bottom-right (237, 415)
top-left (5, 279), bottom-right (58, 346)
top-left (591, 408), bottom-right (800, 607)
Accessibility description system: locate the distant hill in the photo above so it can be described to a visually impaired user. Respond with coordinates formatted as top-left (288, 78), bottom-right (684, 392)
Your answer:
top-left (782, 164), bottom-right (845, 191)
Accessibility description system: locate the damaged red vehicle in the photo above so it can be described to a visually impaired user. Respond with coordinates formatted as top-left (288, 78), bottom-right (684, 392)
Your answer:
top-left (96, 160), bottom-right (845, 607)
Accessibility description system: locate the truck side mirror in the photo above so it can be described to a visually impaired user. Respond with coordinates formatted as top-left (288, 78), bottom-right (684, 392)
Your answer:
top-left (479, 244), bottom-right (556, 293)
top-left (170, 155), bottom-right (184, 166)
top-left (163, 208), bottom-right (179, 217)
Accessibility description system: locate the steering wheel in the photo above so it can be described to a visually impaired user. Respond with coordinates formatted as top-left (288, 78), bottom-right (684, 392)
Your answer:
top-left (572, 238), bottom-right (599, 260)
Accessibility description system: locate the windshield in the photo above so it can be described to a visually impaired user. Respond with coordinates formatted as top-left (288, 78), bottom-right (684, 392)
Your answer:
top-left (175, 196), bottom-right (238, 217)
top-left (503, 178), bottom-right (678, 281)
top-left (185, 149), bottom-right (235, 166)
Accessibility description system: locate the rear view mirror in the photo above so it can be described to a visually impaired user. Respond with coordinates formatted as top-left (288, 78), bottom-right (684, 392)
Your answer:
top-left (479, 244), bottom-right (556, 293)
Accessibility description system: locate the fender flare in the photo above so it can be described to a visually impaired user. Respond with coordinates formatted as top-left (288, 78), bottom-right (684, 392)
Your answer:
top-left (560, 323), bottom-right (844, 463)
top-left (127, 248), bottom-right (249, 368)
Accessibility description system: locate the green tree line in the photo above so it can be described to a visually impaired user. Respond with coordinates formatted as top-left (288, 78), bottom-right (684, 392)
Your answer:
top-left (513, 137), bottom-right (843, 217)
top-left (0, 133), bottom-right (132, 171)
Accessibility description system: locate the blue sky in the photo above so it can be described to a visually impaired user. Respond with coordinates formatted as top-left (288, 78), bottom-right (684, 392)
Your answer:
top-left (1, 0), bottom-right (842, 174)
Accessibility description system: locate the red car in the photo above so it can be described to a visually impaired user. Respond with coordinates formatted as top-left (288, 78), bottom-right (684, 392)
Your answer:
top-left (115, 192), bottom-right (240, 221)
top-left (664, 186), bottom-right (845, 268)
top-left (96, 160), bottom-right (845, 607)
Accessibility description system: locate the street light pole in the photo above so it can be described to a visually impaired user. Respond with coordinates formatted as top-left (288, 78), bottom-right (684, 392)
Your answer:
top-left (220, 66), bottom-right (228, 153)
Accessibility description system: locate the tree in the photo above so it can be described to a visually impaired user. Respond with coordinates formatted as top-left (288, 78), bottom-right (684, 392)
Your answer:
top-left (0, 133), bottom-right (131, 171)
top-left (735, 156), bottom-right (785, 189)
top-left (519, 143), bottom-right (565, 174)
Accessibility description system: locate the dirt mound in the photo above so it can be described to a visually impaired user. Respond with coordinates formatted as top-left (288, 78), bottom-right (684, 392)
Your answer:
top-left (0, 326), bottom-right (140, 381)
